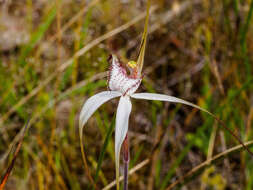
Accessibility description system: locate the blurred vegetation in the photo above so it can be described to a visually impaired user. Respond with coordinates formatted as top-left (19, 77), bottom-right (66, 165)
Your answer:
top-left (0, 0), bottom-right (253, 189)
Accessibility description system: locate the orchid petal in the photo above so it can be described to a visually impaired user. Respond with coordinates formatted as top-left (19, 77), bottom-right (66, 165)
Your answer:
top-left (115, 96), bottom-right (132, 190)
top-left (79, 91), bottom-right (121, 183)
top-left (131, 92), bottom-right (253, 157)
top-left (131, 93), bottom-right (212, 115)
top-left (79, 91), bottom-right (121, 131)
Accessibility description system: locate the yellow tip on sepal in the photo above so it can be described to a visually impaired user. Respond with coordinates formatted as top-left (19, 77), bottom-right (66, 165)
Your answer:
top-left (127, 61), bottom-right (137, 69)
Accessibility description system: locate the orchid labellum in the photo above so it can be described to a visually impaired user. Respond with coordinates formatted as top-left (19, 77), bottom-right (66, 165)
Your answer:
top-left (79, 1), bottom-right (253, 189)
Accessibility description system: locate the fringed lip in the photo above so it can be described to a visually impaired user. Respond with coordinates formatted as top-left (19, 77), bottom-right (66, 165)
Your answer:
top-left (107, 55), bottom-right (142, 96)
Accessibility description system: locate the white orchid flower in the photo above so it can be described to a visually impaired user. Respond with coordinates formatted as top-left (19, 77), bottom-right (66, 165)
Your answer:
top-left (79, 54), bottom-right (253, 189)
top-left (79, 1), bottom-right (253, 189)
top-left (79, 54), bottom-right (224, 189)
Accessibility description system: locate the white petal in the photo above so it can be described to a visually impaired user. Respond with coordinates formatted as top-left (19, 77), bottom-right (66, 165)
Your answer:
top-left (78, 91), bottom-right (121, 185)
top-left (79, 91), bottom-right (121, 151)
top-left (79, 91), bottom-right (121, 131)
top-left (131, 93), bottom-right (212, 115)
top-left (115, 96), bottom-right (132, 189)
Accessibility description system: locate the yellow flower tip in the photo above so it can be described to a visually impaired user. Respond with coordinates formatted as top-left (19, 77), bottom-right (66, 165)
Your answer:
top-left (127, 60), bottom-right (137, 69)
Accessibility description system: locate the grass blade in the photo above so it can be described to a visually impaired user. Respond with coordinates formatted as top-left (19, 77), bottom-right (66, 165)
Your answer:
top-left (18, 5), bottom-right (57, 66)
top-left (240, 0), bottom-right (253, 45)
top-left (239, 0), bottom-right (253, 79)
top-left (94, 115), bottom-right (116, 187)
top-left (0, 120), bottom-right (29, 190)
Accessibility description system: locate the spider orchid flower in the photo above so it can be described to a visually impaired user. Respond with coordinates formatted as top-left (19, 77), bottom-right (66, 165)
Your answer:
top-left (79, 54), bottom-right (220, 189)
top-left (78, 1), bottom-right (253, 189)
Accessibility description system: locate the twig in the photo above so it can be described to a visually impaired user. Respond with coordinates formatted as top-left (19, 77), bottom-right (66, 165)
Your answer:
top-left (49, 0), bottom-right (100, 42)
top-left (102, 159), bottom-right (150, 190)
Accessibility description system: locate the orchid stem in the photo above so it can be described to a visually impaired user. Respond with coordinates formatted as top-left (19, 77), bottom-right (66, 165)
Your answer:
top-left (123, 134), bottom-right (129, 190)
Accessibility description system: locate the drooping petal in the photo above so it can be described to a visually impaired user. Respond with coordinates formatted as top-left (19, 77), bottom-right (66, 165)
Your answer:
top-left (79, 91), bottom-right (121, 130)
top-left (131, 93), bottom-right (253, 156)
top-left (115, 96), bottom-right (132, 190)
top-left (79, 91), bottom-right (121, 185)
top-left (131, 92), bottom-right (212, 115)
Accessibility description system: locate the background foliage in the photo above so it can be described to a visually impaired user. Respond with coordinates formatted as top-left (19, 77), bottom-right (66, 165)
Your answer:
top-left (0, 0), bottom-right (253, 189)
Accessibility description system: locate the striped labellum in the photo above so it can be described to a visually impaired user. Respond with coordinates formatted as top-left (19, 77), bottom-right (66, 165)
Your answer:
top-left (108, 55), bottom-right (142, 96)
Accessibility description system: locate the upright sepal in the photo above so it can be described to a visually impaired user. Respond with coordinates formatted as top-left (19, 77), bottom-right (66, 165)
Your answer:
top-left (136, 0), bottom-right (151, 76)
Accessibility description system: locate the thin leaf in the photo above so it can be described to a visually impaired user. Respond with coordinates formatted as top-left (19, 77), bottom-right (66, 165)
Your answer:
top-left (136, 0), bottom-right (151, 76)
top-left (240, 0), bottom-right (253, 46)
top-left (0, 120), bottom-right (29, 190)
top-left (115, 96), bottom-right (132, 190)
top-left (131, 92), bottom-right (253, 156)
top-left (94, 115), bottom-right (116, 185)
top-left (160, 122), bottom-right (209, 190)
top-left (239, 0), bottom-right (253, 79)
top-left (160, 143), bottom-right (192, 190)
top-left (18, 5), bottom-right (57, 66)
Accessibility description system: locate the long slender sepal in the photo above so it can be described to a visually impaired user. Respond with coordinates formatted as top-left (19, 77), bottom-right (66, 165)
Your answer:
top-left (136, 0), bottom-right (151, 76)
top-left (79, 91), bottom-right (121, 188)
top-left (131, 93), bottom-right (253, 156)
top-left (79, 91), bottom-right (121, 129)
top-left (115, 96), bottom-right (132, 190)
